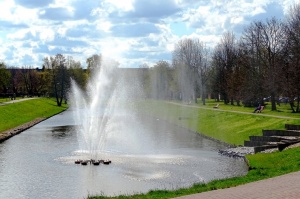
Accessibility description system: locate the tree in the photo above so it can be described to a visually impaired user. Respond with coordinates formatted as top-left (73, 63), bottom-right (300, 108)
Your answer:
top-left (86, 54), bottom-right (102, 78)
top-left (173, 38), bottom-right (209, 103)
top-left (67, 56), bottom-right (88, 90)
top-left (43, 54), bottom-right (69, 106)
top-left (0, 62), bottom-right (11, 95)
top-left (256, 18), bottom-right (285, 111)
top-left (240, 18), bottom-right (285, 110)
top-left (211, 32), bottom-right (239, 105)
top-left (18, 66), bottom-right (41, 96)
top-left (148, 60), bottom-right (174, 100)
top-left (239, 23), bottom-right (266, 106)
top-left (282, 3), bottom-right (300, 112)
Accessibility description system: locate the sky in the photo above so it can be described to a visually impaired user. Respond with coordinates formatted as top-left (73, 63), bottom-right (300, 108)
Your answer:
top-left (0, 0), bottom-right (298, 68)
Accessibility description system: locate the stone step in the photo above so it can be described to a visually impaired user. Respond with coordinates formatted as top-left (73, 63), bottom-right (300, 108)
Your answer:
top-left (263, 130), bottom-right (300, 136)
top-left (249, 136), bottom-right (287, 142)
top-left (244, 140), bottom-right (278, 147)
top-left (254, 145), bottom-right (278, 153)
top-left (285, 124), bottom-right (300, 131)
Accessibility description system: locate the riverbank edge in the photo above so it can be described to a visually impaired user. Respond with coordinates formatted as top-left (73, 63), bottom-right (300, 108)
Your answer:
top-left (0, 110), bottom-right (66, 143)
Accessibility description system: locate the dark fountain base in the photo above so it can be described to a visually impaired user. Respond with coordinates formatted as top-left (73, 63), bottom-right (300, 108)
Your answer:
top-left (75, 159), bottom-right (112, 166)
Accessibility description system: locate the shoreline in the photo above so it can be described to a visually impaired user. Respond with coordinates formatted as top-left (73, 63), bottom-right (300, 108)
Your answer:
top-left (0, 118), bottom-right (46, 143)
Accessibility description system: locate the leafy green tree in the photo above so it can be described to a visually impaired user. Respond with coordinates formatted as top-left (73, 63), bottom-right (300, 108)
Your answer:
top-left (0, 63), bottom-right (11, 95)
top-left (68, 58), bottom-right (88, 90)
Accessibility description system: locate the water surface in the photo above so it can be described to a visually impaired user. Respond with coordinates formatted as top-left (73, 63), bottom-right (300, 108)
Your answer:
top-left (0, 110), bottom-right (248, 199)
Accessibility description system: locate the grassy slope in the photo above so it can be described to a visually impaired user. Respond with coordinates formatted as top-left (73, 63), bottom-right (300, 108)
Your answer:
top-left (0, 98), bottom-right (68, 132)
top-left (139, 100), bottom-right (300, 146)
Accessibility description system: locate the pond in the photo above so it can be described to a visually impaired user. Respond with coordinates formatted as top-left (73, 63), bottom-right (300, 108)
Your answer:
top-left (0, 109), bottom-right (248, 199)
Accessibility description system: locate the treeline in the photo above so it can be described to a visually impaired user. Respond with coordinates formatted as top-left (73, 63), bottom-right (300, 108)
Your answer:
top-left (145, 4), bottom-right (300, 113)
top-left (0, 54), bottom-right (99, 106)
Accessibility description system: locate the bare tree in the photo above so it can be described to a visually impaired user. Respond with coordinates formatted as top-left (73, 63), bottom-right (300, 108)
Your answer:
top-left (240, 18), bottom-right (285, 110)
top-left (240, 22), bottom-right (266, 106)
top-left (173, 38), bottom-right (209, 104)
top-left (256, 18), bottom-right (285, 111)
top-left (211, 32), bottom-right (238, 105)
top-left (282, 3), bottom-right (300, 112)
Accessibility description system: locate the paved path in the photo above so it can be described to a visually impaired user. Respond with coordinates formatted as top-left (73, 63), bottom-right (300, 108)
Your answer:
top-left (167, 101), bottom-right (300, 120)
top-left (174, 171), bottom-right (300, 199)
top-left (0, 98), bottom-right (36, 106)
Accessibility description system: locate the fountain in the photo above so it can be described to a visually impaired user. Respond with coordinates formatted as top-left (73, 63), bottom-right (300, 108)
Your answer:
top-left (70, 58), bottom-right (143, 163)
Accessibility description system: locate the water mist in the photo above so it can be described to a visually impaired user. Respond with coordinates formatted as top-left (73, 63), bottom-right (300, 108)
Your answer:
top-left (70, 60), bottom-right (142, 159)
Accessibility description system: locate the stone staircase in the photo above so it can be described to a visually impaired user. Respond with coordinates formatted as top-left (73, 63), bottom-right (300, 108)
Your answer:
top-left (244, 124), bottom-right (300, 153)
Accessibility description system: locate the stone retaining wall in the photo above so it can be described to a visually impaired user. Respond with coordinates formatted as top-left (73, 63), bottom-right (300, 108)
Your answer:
top-left (244, 124), bottom-right (300, 153)
top-left (0, 118), bottom-right (45, 143)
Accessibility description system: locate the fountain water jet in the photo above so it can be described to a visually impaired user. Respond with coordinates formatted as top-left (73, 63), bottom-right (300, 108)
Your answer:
top-left (70, 59), bottom-right (142, 160)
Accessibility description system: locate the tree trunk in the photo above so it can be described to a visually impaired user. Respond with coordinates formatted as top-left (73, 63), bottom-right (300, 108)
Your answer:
top-left (270, 93), bottom-right (277, 111)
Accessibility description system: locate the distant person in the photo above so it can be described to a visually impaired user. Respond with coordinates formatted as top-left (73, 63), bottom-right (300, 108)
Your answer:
top-left (253, 104), bottom-right (261, 113)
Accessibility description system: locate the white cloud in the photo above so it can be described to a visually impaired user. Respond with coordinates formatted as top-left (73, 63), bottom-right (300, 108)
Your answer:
top-left (0, 0), bottom-right (16, 20)
top-left (0, 0), bottom-right (295, 68)
top-left (39, 29), bottom-right (55, 42)
top-left (7, 29), bottom-right (30, 40)
top-left (106, 0), bottom-right (134, 12)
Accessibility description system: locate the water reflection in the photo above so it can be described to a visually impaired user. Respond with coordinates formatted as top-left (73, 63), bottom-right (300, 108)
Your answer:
top-left (0, 110), bottom-right (248, 199)
top-left (51, 125), bottom-right (74, 139)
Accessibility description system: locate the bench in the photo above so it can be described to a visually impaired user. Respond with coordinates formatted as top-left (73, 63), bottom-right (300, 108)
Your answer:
top-left (213, 104), bottom-right (219, 108)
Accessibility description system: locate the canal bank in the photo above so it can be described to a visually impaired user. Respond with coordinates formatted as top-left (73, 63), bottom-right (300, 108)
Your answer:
top-left (0, 118), bottom-right (45, 142)
top-left (0, 97), bottom-right (68, 142)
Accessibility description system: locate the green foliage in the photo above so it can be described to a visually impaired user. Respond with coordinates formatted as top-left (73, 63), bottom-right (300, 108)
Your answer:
top-left (0, 62), bottom-right (11, 92)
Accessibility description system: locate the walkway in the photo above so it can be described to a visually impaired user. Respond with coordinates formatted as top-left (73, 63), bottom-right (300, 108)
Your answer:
top-left (174, 171), bottom-right (300, 199)
top-left (0, 97), bottom-right (36, 106)
top-left (167, 101), bottom-right (300, 120)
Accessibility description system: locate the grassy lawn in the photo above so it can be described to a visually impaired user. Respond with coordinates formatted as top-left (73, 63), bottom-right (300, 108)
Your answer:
top-left (0, 97), bottom-right (68, 132)
top-left (137, 100), bottom-right (300, 146)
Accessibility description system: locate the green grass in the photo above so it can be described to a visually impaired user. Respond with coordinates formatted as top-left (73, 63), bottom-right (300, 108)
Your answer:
top-left (136, 100), bottom-right (300, 146)
top-left (0, 97), bottom-right (68, 132)
top-left (200, 99), bottom-right (300, 117)
top-left (88, 147), bottom-right (300, 199)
